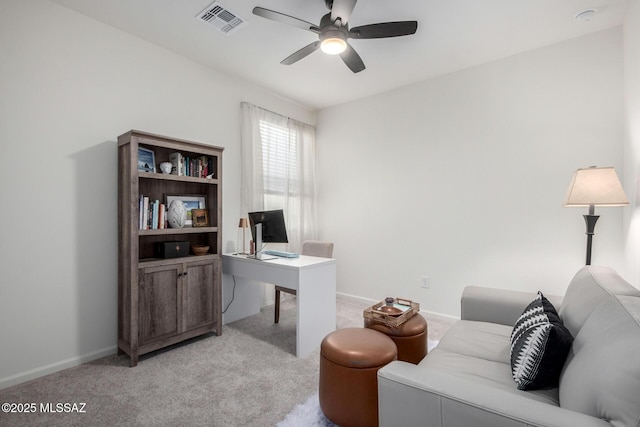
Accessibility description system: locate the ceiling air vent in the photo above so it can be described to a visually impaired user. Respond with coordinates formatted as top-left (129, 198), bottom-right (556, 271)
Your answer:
top-left (196, 1), bottom-right (245, 35)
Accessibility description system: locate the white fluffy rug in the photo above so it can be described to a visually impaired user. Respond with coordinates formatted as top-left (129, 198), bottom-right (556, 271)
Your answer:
top-left (277, 394), bottom-right (338, 427)
top-left (278, 339), bottom-right (439, 427)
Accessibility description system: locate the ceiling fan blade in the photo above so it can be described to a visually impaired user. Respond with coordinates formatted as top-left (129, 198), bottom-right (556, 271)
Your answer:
top-left (349, 21), bottom-right (418, 39)
top-left (281, 41), bottom-right (321, 65)
top-left (330, 0), bottom-right (358, 24)
top-left (253, 7), bottom-right (319, 33)
top-left (339, 43), bottom-right (365, 73)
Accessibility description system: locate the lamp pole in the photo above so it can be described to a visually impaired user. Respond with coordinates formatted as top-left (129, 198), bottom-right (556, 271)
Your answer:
top-left (583, 204), bottom-right (599, 265)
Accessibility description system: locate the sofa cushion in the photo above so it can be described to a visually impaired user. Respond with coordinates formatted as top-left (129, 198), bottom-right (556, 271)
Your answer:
top-left (510, 292), bottom-right (573, 390)
top-left (419, 348), bottom-right (560, 406)
top-left (559, 266), bottom-right (640, 338)
top-left (436, 320), bottom-right (512, 363)
top-left (559, 295), bottom-right (640, 427)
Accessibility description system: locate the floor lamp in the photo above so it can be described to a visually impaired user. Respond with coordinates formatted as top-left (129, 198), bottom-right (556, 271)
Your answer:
top-left (563, 166), bottom-right (629, 265)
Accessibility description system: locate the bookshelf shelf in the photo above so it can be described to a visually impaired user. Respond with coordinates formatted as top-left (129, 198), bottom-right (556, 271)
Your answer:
top-left (118, 130), bottom-right (223, 367)
top-left (139, 254), bottom-right (218, 268)
top-left (139, 172), bottom-right (220, 185)
top-left (138, 226), bottom-right (218, 236)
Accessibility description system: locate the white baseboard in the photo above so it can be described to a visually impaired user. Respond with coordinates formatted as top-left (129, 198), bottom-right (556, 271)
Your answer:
top-left (0, 346), bottom-right (117, 390)
top-left (336, 291), bottom-right (379, 304)
top-left (336, 291), bottom-right (460, 321)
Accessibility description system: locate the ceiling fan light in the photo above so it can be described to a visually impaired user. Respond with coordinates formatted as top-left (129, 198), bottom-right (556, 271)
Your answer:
top-left (321, 37), bottom-right (347, 55)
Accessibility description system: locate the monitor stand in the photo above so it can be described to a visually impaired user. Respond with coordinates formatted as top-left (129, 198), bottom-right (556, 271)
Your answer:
top-left (254, 223), bottom-right (263, 260)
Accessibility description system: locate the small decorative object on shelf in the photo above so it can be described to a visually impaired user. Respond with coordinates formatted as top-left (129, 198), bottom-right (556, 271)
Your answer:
top-left (192, 245), bottom-right (210, 256)
top-left (167, 199), bottom-right (187, 228)
top-left (157, 241), bottom-right (190, 258)
top-left (192, 209), bottom-right (209, 227)
top-left (159, 161), bottom-right (173, 174)
top-left (138, 147), bottom-right (156, 173)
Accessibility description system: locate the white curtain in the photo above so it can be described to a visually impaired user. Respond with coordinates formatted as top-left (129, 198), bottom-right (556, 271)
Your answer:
top-left (240, 102), bottom-right (318, 254)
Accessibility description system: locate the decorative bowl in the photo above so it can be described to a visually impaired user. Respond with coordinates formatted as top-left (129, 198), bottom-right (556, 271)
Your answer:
top-left (192, 245), bottom-right (210, 256)
top-left (378, 305), bottom-right (403, 316)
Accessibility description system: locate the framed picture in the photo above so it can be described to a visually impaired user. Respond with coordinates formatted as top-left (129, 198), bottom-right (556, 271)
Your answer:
top-left (165, 195), bottom-right (206, 226)
top-left (191, 209), bottom-right (209, 227)
top-left (138, 147), bottom-right (156, 173)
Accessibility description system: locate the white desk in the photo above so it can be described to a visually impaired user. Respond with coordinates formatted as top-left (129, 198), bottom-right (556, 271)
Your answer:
top-left (221, 253), bottom-right (337, 358)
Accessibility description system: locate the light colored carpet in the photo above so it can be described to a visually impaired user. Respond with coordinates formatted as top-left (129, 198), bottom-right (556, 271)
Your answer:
top-left (0, 295), bottom-right (454, 426)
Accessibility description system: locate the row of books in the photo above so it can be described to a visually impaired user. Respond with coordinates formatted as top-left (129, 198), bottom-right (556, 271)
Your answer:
top-left (139, 196), bottom-right (167, 230)
top-left (169, 152), bottom-right (214, 178)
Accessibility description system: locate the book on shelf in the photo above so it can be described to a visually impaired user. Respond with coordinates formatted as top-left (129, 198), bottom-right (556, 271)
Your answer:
top-left (138, 196), bottom-right (144, 229)
top-left (138, 195), bottom-right (166, 230)
top-left (152, 200), bottom-right (158, 230)
top-left (159, 204), bottom-right (165, 229)
top-left (207, 157), bottom-right (213, 178)
top-left (169, 152), bottom-right (183, 176)
top-left (168, 152), bottom-right (214, 178)
top-left (142, 197), bottom-right (149, 230)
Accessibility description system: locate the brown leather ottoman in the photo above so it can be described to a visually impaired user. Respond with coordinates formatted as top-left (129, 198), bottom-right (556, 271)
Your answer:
top-left (365, 313), bottom-right (428, 364)
top-left (319, 328), bottom-right (397, 427)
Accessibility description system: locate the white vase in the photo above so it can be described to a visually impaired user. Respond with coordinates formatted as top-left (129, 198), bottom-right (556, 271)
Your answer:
top-left (167, 200), bottom-right (187, 228)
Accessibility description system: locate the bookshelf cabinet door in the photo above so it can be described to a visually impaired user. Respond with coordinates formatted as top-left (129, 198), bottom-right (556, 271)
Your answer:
top-left (183, 259), bottom-right (216, 332)
top-left (138, 264), bottom-right (182, 346)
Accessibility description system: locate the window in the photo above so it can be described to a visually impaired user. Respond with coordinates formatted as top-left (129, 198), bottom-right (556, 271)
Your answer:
top-left (259, 119), bottom-right (298, 207)
top-left (240, 102), bottom-right (317, 252)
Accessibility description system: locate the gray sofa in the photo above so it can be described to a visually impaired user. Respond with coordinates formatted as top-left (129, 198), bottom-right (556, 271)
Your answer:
top-left (378, 266), bottom-right (640, 427)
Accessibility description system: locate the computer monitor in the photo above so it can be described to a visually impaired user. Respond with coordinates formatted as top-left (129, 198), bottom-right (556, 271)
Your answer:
top-left (248, 209), bottom-right (289, 245)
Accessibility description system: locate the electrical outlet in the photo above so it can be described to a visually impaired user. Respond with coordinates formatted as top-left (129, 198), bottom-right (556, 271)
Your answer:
top-left (421, 276), bottom-right (430, 289)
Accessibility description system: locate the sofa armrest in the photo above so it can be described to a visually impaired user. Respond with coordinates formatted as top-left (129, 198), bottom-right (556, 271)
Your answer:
top-left (461, 286), bottom-right (563, 326)
top-left (378, 361), bottom-right (610, 427)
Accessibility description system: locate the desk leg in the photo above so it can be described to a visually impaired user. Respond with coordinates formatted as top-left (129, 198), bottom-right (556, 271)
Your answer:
top-left (296, 263), bottom-right (337, 358)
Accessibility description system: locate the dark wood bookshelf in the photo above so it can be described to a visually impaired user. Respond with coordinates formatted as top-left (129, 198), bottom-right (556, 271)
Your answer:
top-left (117, 130), bottom-right (223, 366)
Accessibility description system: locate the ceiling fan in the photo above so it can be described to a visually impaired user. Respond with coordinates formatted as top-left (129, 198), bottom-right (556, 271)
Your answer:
top-left (253, 0), bottom-right (418, 73)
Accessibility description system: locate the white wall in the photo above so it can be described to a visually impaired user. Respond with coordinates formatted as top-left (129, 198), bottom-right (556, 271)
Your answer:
top-left (0, 0), bottom-right (314, 388)
top-left (1, 0), bottom-right (634, 390)
top-left (624, 0), bottom-right (640, 288)
top-left (316, 28), bottom-right (626, 317)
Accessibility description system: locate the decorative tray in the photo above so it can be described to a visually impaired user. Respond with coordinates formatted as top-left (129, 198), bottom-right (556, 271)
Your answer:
top-left (363, 298), bottom-right (420, 328)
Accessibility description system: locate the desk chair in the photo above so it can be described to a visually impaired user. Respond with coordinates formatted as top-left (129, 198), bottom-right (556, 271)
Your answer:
top-left (274, 240), bottom-right (334, 323)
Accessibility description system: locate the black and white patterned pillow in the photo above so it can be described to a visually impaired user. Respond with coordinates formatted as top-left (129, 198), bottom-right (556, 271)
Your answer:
top-left (510, 292), bottom-right (574, 390)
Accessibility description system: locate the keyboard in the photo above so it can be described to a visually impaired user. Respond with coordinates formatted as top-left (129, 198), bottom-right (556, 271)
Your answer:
top-left (262, 250), bottom-right (299, 258)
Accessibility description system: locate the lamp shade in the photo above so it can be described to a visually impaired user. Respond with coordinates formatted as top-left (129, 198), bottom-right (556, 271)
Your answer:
top-left (563, 166), bottom-right (629, 207)
top-left (239, 218), bottom-right (248, 228)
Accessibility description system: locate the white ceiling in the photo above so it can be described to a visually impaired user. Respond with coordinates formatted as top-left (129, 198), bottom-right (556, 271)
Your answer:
top-left (49, 0), bottom-right (629, 110)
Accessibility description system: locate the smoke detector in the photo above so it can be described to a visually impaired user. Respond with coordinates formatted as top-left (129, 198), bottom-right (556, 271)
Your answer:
top-left (574, 9), bottom-right (596, 22)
